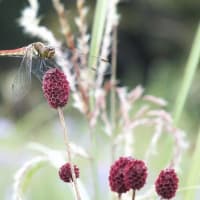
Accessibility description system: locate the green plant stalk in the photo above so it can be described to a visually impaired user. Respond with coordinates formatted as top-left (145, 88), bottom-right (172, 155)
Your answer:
top-left (184, 126), bottom-right (200, 200)
top-left (173, 24), bottom-right (200, 124)
top-left (88, 127), bottom-right (100, 200)
top-left (88, 0), bottom-right (108, 109)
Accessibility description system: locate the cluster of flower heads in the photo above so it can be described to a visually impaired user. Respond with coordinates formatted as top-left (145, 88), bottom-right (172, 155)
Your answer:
top-left (109, 157), bottom-right (147, 194)
top-left (42, 68), bottom-right (70, 109)
top-left (109, 156), bottom-right (179, 199)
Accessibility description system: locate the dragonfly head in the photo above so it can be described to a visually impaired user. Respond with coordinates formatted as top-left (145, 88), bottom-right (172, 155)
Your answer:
top-left (33, 42), bottom-right (55, 59)
top-left (44, 47), bottom-right (55, 59)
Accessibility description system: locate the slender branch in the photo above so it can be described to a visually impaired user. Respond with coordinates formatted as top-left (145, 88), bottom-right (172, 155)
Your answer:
top-left (57, 107), bottom-right (82, 200)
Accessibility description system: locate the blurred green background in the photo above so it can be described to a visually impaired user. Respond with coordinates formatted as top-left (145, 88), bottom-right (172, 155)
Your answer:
top-left (0, 0), bottom-right (200, 199)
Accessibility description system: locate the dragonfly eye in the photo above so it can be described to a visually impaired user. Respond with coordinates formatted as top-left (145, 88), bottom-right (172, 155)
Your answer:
top-left (46, 48), bottom-right (55, 59)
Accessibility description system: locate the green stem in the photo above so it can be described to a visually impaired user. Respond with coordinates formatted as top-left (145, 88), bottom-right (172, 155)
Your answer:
top-left (88, 126), bottom-right (100, 200)
top-left (184, 126), bottom-right (200, 200)
top-left (88, 0), bottom-right (108, 110)
top-left (173, 24), bottom-right (200, 124)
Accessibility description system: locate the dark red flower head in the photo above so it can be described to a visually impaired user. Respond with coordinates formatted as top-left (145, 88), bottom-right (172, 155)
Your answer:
top-left (123, 159), bottom-right (147, 190)
top-left (155, 168), bottom-right (179, 199)
top-left (42, 68), bottom-right (70, 109)
top-left (59, 163), bottom-right (80, 182)
top-left (109, 157), bottom-right (132, 194)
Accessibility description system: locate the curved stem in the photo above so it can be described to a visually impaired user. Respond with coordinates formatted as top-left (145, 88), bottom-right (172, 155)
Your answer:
top-left (58, 107), bottom-right (82, 200)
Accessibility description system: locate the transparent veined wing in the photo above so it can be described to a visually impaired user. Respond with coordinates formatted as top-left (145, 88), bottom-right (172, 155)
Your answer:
top-left (12, 46), bottom-right (33, 101)
top-left (31, 58), bottom-right (56, 82)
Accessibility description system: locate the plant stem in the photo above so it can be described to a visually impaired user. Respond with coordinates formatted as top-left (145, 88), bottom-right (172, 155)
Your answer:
top-left (173, 24), bottom-right (200, 124)
top-left (88, 126), bottom-right (100, 200)
top-left (118, 193), bottom-right (122, 200)
top-left (132, 190), bottom-right (135, 200)
top-left (88, 0), bottom-right (108, 110)
top-left (111, 25), bottom-right (117, 131)
top-left (57, 107), bottom-right (81, 200)
top-left (111, 25), bottom-right (118, 164)
top-left (184, 126), bottom-right (200, 200)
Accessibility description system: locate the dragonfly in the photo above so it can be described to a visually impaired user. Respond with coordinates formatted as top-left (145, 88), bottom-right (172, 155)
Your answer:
top-left (0, 42), bottom-right (111, 100)
top-left (0, 42), bottom-right (55, 100)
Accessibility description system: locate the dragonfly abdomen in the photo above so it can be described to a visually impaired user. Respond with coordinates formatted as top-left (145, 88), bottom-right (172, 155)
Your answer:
top-left (0, 47), bottom-right (26, 57)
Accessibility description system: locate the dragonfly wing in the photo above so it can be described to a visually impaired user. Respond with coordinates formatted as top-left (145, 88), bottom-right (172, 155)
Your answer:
top-left (31, 58), bottom-right (43, 82)
top-left (12, 47), bottom-right (32, 101)
top-left (32, 58), bottom-right (56, 82)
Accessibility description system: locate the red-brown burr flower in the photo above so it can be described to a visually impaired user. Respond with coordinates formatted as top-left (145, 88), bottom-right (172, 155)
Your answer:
top-left (123, 159), bottom-right (147, 190)
top-left (155, 168), bottom-right (179, 199)
top-left (109, 157), bottom-right (132, 194)
top-left (42, 68), bottom-right (70, 109)
top-left (59, 163), bottom-right (80, 182)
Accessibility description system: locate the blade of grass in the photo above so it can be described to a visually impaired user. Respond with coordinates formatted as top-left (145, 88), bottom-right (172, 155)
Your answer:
top-left (13, 156), bottom-right (48, 200)
top-left (88, 0), bottom-right (108, 109)
top-left (88, 0), bottom-right (108, 75)
top-left (183, 127), bottom-right (200, 200)
top-left (173, 24), bottom-right (200, 124)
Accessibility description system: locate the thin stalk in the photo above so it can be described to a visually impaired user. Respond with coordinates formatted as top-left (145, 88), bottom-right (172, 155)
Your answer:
top-left (111, 25), bottom-right (117, 131)
top-left (132, 190), bottom-right (136, 200)
top-left (111, 25), bottom-right (118, 163)
top-left (57, 107), bottom-right (81, 200)
top-left (173, 24), bottom-right (200, 124)
top-left (118, 193), bottom-right (122, 200)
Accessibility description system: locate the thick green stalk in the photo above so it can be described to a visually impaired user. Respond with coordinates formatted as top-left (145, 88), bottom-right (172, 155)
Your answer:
top-left (88, 0), bottom-right (108, 109)
top-left (88, 0), bottom-right (108, 71)
top-left (184, 126), bottom-right (200, 199)
top-left (173, 24), bottom-right (200, 124)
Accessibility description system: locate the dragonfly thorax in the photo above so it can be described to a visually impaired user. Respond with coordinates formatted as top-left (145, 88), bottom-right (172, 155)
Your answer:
top-left (32, 42), bottom-right (55, 59)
